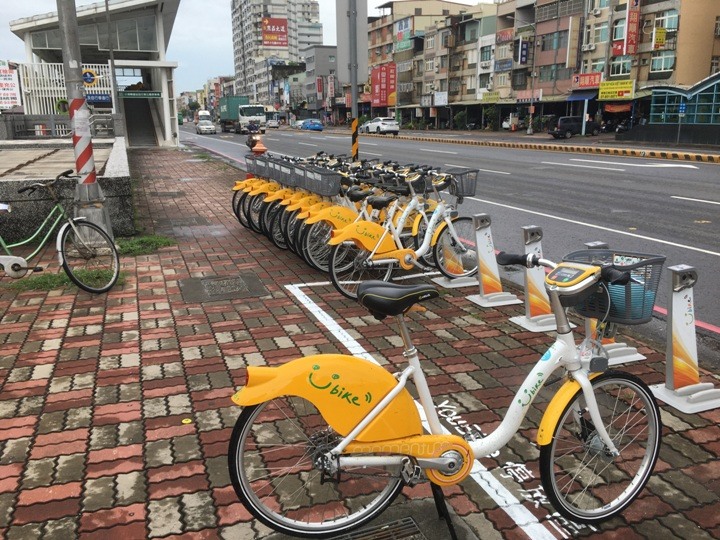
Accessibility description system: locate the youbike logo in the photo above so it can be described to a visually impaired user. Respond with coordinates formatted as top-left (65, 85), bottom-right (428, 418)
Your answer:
top-left (307, 364), bottom-right (371, 407)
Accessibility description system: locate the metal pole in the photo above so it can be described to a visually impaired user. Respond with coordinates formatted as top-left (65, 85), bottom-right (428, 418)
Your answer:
top-left (349, 0), bottom-right (359, 160)
top-left (527, 31), bottom-right (536, 135)
top-left (104, 0), bottom-right (120, 116)
top-left (57, 0), bottom-right (113, 237)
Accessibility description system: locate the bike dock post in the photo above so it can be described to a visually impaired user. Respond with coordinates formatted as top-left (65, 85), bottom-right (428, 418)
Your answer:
top-left (650, 265), bottom-right (720, 413)
top-left (509, 226), bottom-right (558, 332)
top-left (467, 214), bottom-right (521, 308)
top-left (582, 241), bottom-right (646, 366)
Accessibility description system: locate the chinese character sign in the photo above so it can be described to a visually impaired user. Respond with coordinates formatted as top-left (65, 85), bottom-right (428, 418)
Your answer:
top-left (370, 63), bottom-right (397, 107)
top-left (0, 60), bottom-right (21, 110)
top-left (625, 4), bottom-right (640, 55)
top-left (574, 72), bottom-right (603, 89)
top-left (262, 17), bottom-right (288, 47)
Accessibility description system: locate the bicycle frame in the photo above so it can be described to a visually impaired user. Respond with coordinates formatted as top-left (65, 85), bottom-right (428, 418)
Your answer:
top-left (0, 204), bottom-right (66, 262)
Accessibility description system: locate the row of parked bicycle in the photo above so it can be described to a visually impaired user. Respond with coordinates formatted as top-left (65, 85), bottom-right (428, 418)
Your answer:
top-left (230, 152), bottom-right (480, 299)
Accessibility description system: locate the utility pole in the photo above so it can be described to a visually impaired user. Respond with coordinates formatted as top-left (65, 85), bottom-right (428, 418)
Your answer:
top-left (349, 0), bottom-right (359, 160)
top-left (57, 0), bottom-right (113, 238)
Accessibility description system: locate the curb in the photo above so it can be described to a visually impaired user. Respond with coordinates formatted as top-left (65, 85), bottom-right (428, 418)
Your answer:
top-left (359, 133), bottom-right (720, 164)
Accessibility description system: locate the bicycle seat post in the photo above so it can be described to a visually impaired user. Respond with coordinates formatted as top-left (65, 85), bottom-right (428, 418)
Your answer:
top-left (395, 314), bottom-right (418, 359)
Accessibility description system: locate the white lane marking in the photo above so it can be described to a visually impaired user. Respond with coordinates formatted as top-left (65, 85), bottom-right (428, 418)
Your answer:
top-left (443, 163), bottom-right (510, 175)
top-left (420, 148), bottom-right (458, 155)
top-left (361, 152), bottom-right (384, 157)
top-left (541, 161), bottom-right (625, 172)
top-left (671, 195), bottom-right (720, 206)
top-left (361, 142), bottom-right (379, 146)
top-left (298, 142), bottom-right (317, 147)
top-left (468, 197), bottom-right (720, 257)
top-left (286, 283), bottom-right (556, 540)
top-left (571, 158), bottom-right (699, 169)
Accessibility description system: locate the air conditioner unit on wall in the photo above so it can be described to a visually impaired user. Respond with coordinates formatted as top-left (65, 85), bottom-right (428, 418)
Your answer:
top-left (581, 44), bottom-right (596, 51)
top-left (593, 8), bottom-right (602, 16)
top-left (486, 84), bottom-right (493, 91)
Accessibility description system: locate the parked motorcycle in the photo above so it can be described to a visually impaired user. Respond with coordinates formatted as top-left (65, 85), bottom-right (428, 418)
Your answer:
top-left (615, 119), bottom-right (631, 133)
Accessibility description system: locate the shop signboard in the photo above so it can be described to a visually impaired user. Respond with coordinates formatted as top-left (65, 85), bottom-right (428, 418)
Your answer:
top-left (598, 80), bottom-right (635, 101)
top-left (573, 72), bottom-right (603, 89)
top-left (0, 60), bottom-right (21, 110)
top-left (262, 17), bottom-right (288, 47)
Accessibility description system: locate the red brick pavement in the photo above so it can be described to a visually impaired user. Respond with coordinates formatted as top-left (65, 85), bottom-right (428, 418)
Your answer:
top-left (0, 146), bottom-right (718, 539)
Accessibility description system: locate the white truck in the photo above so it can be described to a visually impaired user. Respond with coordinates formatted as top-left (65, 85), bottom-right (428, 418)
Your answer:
top-left (194, 109), bottom-right (211, 124)
top-left (237, 104), bottom-right (266, 134)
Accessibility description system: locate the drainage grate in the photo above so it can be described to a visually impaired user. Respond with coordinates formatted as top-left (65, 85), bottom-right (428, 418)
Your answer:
top-left (179, 273), bottom-right (269, 303)
top-left (149, 191), bottom-right (186, 197)
top-left (335, 518), bottom-right (426, 540)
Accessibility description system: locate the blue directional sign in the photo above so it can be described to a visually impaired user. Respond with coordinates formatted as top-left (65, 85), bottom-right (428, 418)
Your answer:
top-left (82, 69), bottom-right (98, 86)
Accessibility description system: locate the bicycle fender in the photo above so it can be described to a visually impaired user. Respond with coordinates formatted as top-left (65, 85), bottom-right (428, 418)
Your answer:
top-left (537, 373), bottom-right (601, 446)
top-left (55, 217), bottom-right (88, 266)
top-left (249, 182), bottom-right (280, 196)
top-left (327, 220), bottom-right (397, 253)
top-left (232, 354), bottom-right (422, 442)
top-left (287, 195), bottom-right (321, 212)
top-left (264, 187), bottom-right (295, 202)
top-left (304, 205), bottom-right (359, 227)
top-left (298, 201), bottom-right (331, 220)
top-left (430, 219), bottom-right (449, 246)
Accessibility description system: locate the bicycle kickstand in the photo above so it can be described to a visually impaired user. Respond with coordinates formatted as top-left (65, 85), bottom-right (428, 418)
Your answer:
top-left (430, 483), bottom-right (458, 540)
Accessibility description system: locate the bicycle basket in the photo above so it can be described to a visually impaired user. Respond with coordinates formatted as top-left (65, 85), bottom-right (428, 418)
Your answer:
top-left (447, 169), bottom-right (479, 198)
top-left (304, 166), bottom-right (342, 197)
top-left (254, 155), bottom-right (271, 178)
top-left (244, 154), bottom-right (259, 175)
top-left (563, 250), bottom-right (666, 325)
top-left (292, 164), bottom-right (309, 191)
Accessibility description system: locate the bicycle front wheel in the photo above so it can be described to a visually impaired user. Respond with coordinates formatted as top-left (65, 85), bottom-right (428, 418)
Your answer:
top-left (432, 216), bottom-right (478, 279)
top-left (539, 371), bottom-right (661, 524)
top-left (228, 396), bottom-right (403, 538)
top-left (328, 242), bottom-right (394, 300)
top-left (61, 221), bottom-right (119, 294)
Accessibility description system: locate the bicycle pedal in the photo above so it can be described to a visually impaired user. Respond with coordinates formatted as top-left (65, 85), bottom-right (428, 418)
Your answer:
top-left (32, 267), bottom-right (44, 272)
top-left (400, 457), bottom-right (422, 486)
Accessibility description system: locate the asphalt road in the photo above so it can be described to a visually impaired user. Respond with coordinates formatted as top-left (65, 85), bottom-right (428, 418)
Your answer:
top-left (179, 124), bottom-right (720, 367)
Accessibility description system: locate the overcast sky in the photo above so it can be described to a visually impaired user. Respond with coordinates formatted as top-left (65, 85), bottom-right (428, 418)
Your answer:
top-left (1, 0), bottom-right (482, 92)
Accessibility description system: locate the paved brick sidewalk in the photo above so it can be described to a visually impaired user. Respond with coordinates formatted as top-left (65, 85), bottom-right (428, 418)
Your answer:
top-left (0, 146), bottom-right (718, 539)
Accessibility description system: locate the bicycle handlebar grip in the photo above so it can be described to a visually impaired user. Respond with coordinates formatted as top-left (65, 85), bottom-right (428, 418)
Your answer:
top-left (600, 265), bottom-right (631, 285)
top-left (56, 169), bottom-right (75, 180)
top-left (496, 251), bottom-right (537, 267)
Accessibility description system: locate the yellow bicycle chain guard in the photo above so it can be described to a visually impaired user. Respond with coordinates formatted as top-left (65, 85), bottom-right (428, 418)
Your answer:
top-left (232, 354), bottom-right (422, 442)
top-left (537, 373), bottom-right (601, 446)
top-left (328, 220), bottom-right (398, 253)
top-left (373, 248), bottom-right (416, 270)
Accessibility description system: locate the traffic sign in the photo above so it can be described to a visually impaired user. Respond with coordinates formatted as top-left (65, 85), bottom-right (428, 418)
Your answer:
top-left (82, 69), bottom-right (98, 87)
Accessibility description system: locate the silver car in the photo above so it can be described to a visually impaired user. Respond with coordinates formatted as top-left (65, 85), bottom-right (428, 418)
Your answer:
top-left (196, 120), bottom-right (217, 135)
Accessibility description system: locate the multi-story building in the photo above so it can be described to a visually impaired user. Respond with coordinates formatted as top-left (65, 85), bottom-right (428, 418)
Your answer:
top-left (302, 45), bottom-right (338, 120)
top-left (230, 0), bottom-right (322, 100)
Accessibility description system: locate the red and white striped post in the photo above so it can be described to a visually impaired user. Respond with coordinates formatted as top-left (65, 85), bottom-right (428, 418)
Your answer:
top-left (57, 0), bottom-right (113, 239)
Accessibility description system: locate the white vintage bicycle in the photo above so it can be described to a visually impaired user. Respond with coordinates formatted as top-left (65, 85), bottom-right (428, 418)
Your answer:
top-left (228, 250), bottom-right (664, 538)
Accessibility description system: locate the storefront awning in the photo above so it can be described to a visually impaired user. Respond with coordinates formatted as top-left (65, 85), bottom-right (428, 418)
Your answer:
top-left (567, 90), bottom-right (597, 102)
top-left (542, 94), bottom-right (569, 102)
top-left (603, 103), bottom-right (633, 113)
top-left (397, 103), bottom-right (421, 109)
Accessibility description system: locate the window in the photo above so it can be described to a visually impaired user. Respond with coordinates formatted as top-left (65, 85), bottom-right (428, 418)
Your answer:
top-left (426, 35), bottom-right (435, 50)
top-left (595, 0), bottom-right (609, 7)
top-left (426, 59), bottom-right (435, 72)
top-left (539, 63), bottom-right (573, 82)
top-left (497, 43), bottom-right (511, 60)
top-left (613, 19), bottom-right (625, 41)
top-left (496, 73), bottom-right (509, 87)
top-left (716, 17), bottom-right (720, 37)
top-left (542, 30), bottom-right (569, 51)
top-left (385, 44), bottom-right (393, 54)
top-left (329, 55), bottom-right (336, 63)
top-left (610, 56), bottom-right (631, 76)
top-left (712, 56), bottom-right (720, 75)
top-left (467, 49), bottom-right (477, 65)
top-left (650, 50), bottom-right (675, 72)
top-left (478, 73), bottom-right (491, 88)
top-left (593, 23), bottom-right (608, 43)
top-left (480, 45), bottom-right (492, 62)
top-left (590, 58), bottom-right (606, 73)
top-left (467, 75), bottom-right (476, 90)
top-left (655, 9), bottom-right (678, 31)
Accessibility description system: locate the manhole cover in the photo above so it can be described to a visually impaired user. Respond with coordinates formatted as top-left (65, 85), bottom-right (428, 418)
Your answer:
top-left (336, 518), bottom-right (425, 540)
top-left (179, 273), bottom-right (268, 303)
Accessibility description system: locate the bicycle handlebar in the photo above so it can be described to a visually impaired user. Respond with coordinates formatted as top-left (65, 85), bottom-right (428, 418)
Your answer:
top-left (496, 251), bottom-right (631, 285)
top-left (17, 170), bottom-right (78, 196)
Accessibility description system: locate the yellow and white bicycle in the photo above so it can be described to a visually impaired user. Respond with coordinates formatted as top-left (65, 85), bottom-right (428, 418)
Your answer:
top-left (228, 250), bottom-right (663, 538)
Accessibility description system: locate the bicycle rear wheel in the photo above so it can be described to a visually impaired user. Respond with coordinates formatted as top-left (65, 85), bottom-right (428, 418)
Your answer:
top-left (228, 396), bottom-right (403, 538)
top-left (60, 221), bottom-right (119, 294)
top-left (539, 371), bottom-right (661, 524)
top-left (301, 220), bottom-right (333, 272)
top-left (328, 242), bottom-right (394, 300)
top-left (432, 216), bottom-right (478, 279)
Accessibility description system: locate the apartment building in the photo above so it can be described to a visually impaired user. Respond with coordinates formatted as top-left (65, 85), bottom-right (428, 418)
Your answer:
top-left (230, 0), bottom-right (322, 99)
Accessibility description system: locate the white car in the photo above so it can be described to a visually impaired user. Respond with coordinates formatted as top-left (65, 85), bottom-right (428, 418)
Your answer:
top-left (362, 117), bottom-right (400, 135)
top-left (196, 120), bottom-right (216, 135)
top-left (267, 119), bottom-right (280, 129)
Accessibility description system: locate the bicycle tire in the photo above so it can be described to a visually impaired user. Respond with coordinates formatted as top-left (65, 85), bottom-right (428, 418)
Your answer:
top-left (432, 216), bottom-right (478, 279)
top-left (284, 209), bottom-right (302, 254)
top-left (247, 194), bottom-right (265, 234)
top-left (259, 199), bottom-right (280, 238)
top-left (231, 189), bottom-right (244, 221)
top-left (228, 396), bottom-right (403, 538)
top-left (539, 371), bottom-right (661, 524)
top-left (237, 191), bottom-right (253, 229)
top-left (268, 204), bottom-right (288, 250)
top-left (301, 220), bottom-right (333, 272)
top-left (328, 242), bottom-right (394, 300)
top-left (60, 221), bottom-right (119, 294)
